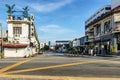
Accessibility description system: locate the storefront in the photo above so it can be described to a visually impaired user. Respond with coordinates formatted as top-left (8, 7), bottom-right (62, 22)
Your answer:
top-left (101, 35), bottom-right (111, 55)
top-left (94, 37), bottom-right (101, 54)
top-left (114, 33), bottom-right (120, 54)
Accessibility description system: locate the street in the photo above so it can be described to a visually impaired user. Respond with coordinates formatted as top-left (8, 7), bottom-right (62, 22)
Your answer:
top-left (0, 52), bottom-right (120, 80)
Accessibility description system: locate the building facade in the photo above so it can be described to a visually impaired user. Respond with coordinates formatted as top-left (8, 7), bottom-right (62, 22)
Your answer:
top-left (3, 6), bottom-right (40, 57)
top-left (55, 40), bottom-right (71, 53)
top-left (85, 1), bottom-right (120, 55)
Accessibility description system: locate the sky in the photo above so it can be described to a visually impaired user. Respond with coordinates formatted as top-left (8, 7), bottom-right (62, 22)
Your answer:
top-left (0, 0), bottom-right (111, 43)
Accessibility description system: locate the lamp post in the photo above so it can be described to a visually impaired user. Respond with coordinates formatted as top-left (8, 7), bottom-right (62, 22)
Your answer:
top-left (0, 23), bottom-right (2, 58)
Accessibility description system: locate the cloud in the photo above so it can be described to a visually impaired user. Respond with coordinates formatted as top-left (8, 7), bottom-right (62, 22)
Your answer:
top-left (40, 24), bottom-right (74, 34)
top-left (30, 0), bottom-right (74, 12)
top-left (0, 20), bottom-right (7, 29)
top-left (39, 24), bottom-right (75, 41)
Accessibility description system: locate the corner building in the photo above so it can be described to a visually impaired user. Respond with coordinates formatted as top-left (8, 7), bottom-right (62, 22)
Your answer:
top-left (85, 1), bottom-right (120, 55)
top-left (3, 13), bottom-right (40, 57)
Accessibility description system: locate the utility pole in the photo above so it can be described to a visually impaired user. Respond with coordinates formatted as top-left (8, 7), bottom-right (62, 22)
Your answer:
top-left (0, 23), bottom-right (2, 58)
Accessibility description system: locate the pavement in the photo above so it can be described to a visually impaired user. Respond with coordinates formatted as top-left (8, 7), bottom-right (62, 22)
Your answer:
top-left (0, 52), bottom-right (120, 80)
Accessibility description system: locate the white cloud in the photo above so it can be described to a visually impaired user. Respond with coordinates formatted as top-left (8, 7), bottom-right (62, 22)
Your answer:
top-left (30, 0), bottom-right (74, 12)
top-left (40, 24), bottom-right (74, 34)
top-left (39, 24), bottom-right (75, 41)
top-left (0, 20), bottom-right (7, 29)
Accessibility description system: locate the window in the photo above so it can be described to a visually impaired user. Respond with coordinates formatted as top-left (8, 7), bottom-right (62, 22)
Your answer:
top-left (13, 27), bottom-right (22, 34)
top-left (117, 43), bottom-right (120, 50)
top-left (104, 21), bottom-right (110, 33)
top-left (95, 24), bottom-right (101, 36)
top-left (105, 7), bottom-right (111, 10)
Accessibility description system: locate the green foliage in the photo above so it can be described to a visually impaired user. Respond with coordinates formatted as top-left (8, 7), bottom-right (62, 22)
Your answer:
top-left (41, 45), bottom-right (49, 51)
top-left (23, 6), bottom-right (29, 18)
top-left (5, 4), bottom-right (15, 16)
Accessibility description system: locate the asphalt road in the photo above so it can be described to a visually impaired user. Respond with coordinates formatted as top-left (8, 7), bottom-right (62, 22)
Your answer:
top-left (0, 52), bottom-right (120, 80)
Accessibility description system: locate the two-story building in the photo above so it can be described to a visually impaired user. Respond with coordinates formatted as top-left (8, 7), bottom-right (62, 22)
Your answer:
top-left (3, 6), bottom-right (40, 58)
top-left (85, 0), bottom-right (120, 55)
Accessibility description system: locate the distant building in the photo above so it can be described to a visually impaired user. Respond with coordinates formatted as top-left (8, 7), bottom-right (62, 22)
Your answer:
top-left (55, 40), bottom-right (71, 52)
top-left (40, 42), bottom-right (49, 49)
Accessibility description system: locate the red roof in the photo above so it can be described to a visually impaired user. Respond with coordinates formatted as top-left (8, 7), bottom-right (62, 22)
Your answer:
top-left (3, 44), bottom-right (28, 48)
top-left (112, 5), bottom-right (120, 11)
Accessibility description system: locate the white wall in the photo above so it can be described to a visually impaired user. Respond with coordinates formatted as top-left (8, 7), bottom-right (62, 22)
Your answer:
top-left (4, 48), bottom-right (25, 57)
top-left (8, 22), bottom-right (30, 44)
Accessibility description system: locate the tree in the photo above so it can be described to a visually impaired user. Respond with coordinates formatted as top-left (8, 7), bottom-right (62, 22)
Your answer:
top-left (43, 45), bottom-right (49, 50)
top-left (23, 6), bottom-right (29, 18)
top-left (5, 4), bottom-right (15, 16)
top-left (40, 45), bottom-right (49, 51)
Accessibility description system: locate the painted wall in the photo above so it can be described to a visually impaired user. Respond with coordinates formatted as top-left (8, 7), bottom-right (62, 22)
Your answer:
top-left (4, 48), bottom-right (25, 57)
top-left (8, 22), bottom-right (30, 44)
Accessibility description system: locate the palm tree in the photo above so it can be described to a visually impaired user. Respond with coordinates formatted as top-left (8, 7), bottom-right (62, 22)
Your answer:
top-left (5, 4), bottom-right (15, 16)
top-left (23, 6), bottom-right (29, 18)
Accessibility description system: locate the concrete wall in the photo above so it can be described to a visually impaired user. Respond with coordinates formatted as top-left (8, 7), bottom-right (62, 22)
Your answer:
top-left (4, 47), bottom-right (35, 58)
top-left (4, 48), bottom-right (25, 57)
top-left (8, 22), bottom-right (29, 44)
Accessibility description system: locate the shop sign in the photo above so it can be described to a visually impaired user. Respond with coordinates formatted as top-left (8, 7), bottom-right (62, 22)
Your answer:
top-left (101, 35), bottom-right (111, 41)
top-left (94, 37), bottom-right (101, 42)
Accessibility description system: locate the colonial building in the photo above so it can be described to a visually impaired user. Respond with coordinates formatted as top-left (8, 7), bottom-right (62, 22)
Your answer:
top-left (85, 0), bottom-right (120, 55)
top-left (3, 5), bottom-right (40, 57)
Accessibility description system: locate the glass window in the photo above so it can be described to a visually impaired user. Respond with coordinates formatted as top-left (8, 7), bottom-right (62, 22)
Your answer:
top-left (96, 24), bottom-right (101, 36)
top-left (104, 21), bottom-right (110, 33)
top-left (13, 27), bottom-right (22, 34)
top-left (117, 43), bottom-right (120, 50)
top-left (105, 7), bottom-right (111, 10)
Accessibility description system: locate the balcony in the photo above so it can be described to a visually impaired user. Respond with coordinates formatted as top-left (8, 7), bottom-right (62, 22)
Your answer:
top-left (7, 15), bottom-right (31, 23)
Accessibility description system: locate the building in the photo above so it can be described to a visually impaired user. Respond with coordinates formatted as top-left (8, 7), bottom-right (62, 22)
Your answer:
top-left (0, 30), bottom-right (8, 58)
top-left (72, 37), bottom-right (86, 54)
top-left (3, 5), bottom-right (40, 58)
top-left (55, 40), bottom-right (71, 53)
top-left (40, 41), bottom-right (51, 49)
top-left (85, 0), bottom-right (120, 55)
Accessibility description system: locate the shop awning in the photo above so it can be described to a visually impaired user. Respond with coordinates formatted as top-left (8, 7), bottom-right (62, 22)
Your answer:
top-left (3, 44), bottom-right (28, 48)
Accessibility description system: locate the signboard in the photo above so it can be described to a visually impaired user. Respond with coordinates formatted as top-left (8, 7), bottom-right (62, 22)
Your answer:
top-left (114, 13), bottom-right (120, 22)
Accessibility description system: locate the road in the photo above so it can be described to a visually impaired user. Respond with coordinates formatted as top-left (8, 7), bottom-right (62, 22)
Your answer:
top-left (0, 52), bottom-right (120, 80)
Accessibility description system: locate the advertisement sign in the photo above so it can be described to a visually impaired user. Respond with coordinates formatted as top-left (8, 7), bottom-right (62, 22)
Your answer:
top-left (114, 13), bottom-right (120, 22)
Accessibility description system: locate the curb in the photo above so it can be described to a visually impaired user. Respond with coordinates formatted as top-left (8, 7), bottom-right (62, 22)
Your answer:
top-left (64, 54), bottom-right (80, 57)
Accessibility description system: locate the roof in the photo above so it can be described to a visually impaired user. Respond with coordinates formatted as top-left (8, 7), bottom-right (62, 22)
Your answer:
top-left (3, 43), bottom-right (28, 48)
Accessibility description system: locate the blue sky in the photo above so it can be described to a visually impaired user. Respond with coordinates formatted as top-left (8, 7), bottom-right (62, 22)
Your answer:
top-left (0, 0), bottom-right (111, 43)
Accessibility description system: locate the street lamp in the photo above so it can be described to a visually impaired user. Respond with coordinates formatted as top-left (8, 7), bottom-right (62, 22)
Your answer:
top-left (0, 23), bottom-right (3, 58)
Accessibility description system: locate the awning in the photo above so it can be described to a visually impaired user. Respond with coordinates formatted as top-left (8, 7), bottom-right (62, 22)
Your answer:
top-left (3, 44), bottom-right (28, 48)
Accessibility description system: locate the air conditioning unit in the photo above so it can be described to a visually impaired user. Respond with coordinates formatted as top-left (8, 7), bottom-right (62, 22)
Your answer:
top-left (13, 41), bottom-right (15, 43)
top-left (9, 41), bottom-right (12, 43)
top-left (16, 41), bottom-right (19, 44)
top-left (13, 40), bottom-right (19, 44)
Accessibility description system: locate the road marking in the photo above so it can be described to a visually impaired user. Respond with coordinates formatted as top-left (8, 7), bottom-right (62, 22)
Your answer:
top-left (0, 58), bottom-right (35, 73)
top-left (3, 59), bottom-right (106, 74)
top-left (0, 74), bottom-right (120, 80)
top-left (2, 57), bottom-right (120, 75)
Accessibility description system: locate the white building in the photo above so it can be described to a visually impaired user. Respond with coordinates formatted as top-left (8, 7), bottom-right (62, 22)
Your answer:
top-left (85, 5), bottom-right (111, 26)
top-left (72, 38), bottom-right (80, 47)
top-left (3, 8), bottom-right (40, 57)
